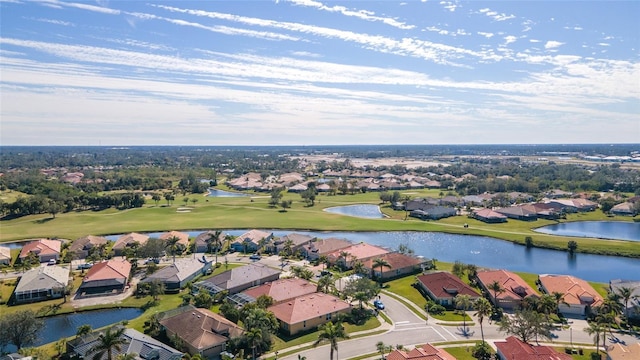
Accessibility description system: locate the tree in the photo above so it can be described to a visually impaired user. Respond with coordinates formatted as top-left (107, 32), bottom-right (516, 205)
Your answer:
top-left (524, 236), bottom-right (533, 248)
top-left (164, 235), bottom-right (184, 263)
top-left (151, 193), bottom-right (161, 206)
top-left (194, 291), bottom-right (213, 309)
top-left (487, 280), bottom-right (504, 307)
top-left (76, 324), bottom-right (93, 338)
top-left (246, 328), bottom-right (262, 360)
top-left (88, 326), bottom-right (128, 360)
top-left (454, 294), bottom-right (473, 334)
top-left (552, 291), bottom-right (568, 315)
top-left (0, 310), bottom-right (44, 350)
top-left (584, 321), bottom-right (605, 354)
top-left (567, 240), bottom-right (578, 254)
top-left (474, 297), bottom-right (492, 343)
top-left (471, 341), bottom-right (493, 360)
top-left (371, 257), bottom-right (391, 285)
top-left (312, 322), bottom-right (349, 360)
top-left (280, 199), bottom-right (292, 212)
top-left (148, 279), bottom-right (165, 301)
top-left (343, 277), bottom-right (379, 305)
top-left (352, 260), bottom-right (366, 276)
top-left (290, 265), bottom-right (314, 280)
top-left (207, 230), bottom-right (223, 264)
top-left (498, 309), bottom-right (551, 344)
top-left (317, 274), bottom-right (336, 294)
top-left (615, 286), bottom-right (636, 319)
top-left (536, 294), bottom-right (558, 322)
top-left (375, 341), bottom-right (390, 360)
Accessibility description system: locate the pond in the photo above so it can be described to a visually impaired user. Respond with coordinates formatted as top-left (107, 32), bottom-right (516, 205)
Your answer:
top-left (323, 204), bottom-right (385, 219)
top-left (206, 188), bottom-right (249, 197)
top-left (534, 221), bottom-right (640, 241)
top-left (5, 307), bottom-right (142, 351)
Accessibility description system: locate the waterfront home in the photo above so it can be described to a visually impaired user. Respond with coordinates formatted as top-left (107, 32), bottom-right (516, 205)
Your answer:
top-left (140, 257), bottom-right (211, 292)
top-left (195, 263), bottom-right (280, 296)
top-left (13, 265), bottom-right (70, 304)
top-left (476, 269), bottom-right (539, 309)
top-left (112, 232), bottom-right (149, 256)
top-left (237, 278), bottom-right (317, 306)
top-left (495, 336), bottom-right (571, 360)
top-left (549, 198), bottom-right (598, 212)
top-left (539, 274), bottom-right (604, 316)
top-left (230, 229), bottom-right (274, 253)
top-left (268, 292), bottom-right (351, 335)
top-left (386, 344), bottom-right (455, 360)
top-left (159, 230), bottom-right (190, 247)
top-left (325, 242), bottom-right (389, 269)
top-left (78, 259), bottom-right (131, 296)
top-left (69, 235), bottom-right (108, 259)
top-left (362, 252), bottom-right (431, 280)
top-left (0, 245), bottom-right (11, 265)
top-left (495, 205), bottom-right (538, 221)
top-left (301, 237), bottom-right (352, 260)
top-left (159, 306), bottom-right (243, 359)
top-left (416, 271), bottom-right (480, 307)
top-left (471, 208), bottom-right (508, 223)
top-left (274, 233), bottom-right (315, 255)
top-left (194, 230), bottom-right (227, 253)
top-left (18, 238), bottom-right (62, 263)
top-left (67, 327), bottom-right (183, 360)
top-left (609, 279), bottom-right (640, 319)
top-left (610, 202), bottom-right (637, 216)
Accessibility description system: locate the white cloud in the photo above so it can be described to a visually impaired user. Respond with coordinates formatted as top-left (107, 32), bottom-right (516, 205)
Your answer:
top-left (477, 32), bottom-right (494, 39)
top-left (440, 1), bottom-right (458, 12)
top-left (545, 40), bottom-right (564, 49)
top-left (503, 35), bottom-right (517, 45)
top-left (479, 7), bottom-right (515, 21)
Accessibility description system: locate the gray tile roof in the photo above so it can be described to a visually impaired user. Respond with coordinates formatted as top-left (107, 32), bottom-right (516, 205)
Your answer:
top-left (14, 265), bottom-right (69, 293)
top-left (67, 328), bottom-right (182, 360)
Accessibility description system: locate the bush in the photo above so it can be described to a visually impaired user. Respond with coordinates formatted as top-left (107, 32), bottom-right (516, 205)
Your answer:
top-left (428, 304), bottom-right (446, 315)
top-left (590, 352), bottom-right (602, 360)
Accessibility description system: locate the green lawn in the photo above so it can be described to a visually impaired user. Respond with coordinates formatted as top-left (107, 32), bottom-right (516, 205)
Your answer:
top-left (1, 190), bottom-right (638, 258)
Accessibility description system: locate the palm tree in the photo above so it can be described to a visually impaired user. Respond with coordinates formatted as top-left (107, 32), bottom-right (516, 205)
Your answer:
top-left (584, 321), bottom-right (605, 354)
top-left (338, 251), bottom-right (351, 271)
top-left (312, 322), bottom-right (349, 360)
top-left (352, 260), bottom-right (366, 276)
top-left (536, 294), bottom-right (557, 322)
top-left (487, 280), bottom-right (504, 307)
top-left (246, 327), bottom-right (262, 360)
top-left (317, 274), bottom-right (335, 294)
top-left (318, 255), bottom-right (329, 271)
top-left (207, 231), bottom-right (223, 264)
top-left (89, 326), bottom-right (129, 360)
top-left (376, 341), bottom-right (387, 360)
top-left (454, 294), bottom-right (473, 335)
top-left (552, 291), bottom-right (568, 315)
top-left (474, 297), bottom-right (493, 343)
top-left (76, 324), bottom-right (92, 338)
top-left (164, 235), bottom-right (182, 263)
top-left (224, 234), bottom-right (235, 252)
top-left (616, 286), bottom-right (636, 320)
top-left (371, 257), bottom-right (391, 286)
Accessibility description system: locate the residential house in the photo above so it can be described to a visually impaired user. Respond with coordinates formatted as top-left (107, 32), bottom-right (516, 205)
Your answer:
top-left (287, 183), bottom-right (308, 192)
top-left (546, 189), bottom-right (574, 199)
top-left (194, 231), bottom-right (227, 253)
top-left (159, 231), bottom-right (190, 247)
top-left (78, 259), bottom-right (132, 296)
top-left (549, 198), bottom-right (598, 212)
top-left (386, 344), bottom-right (456, 360)
top-left (268, 292), bottom-right (351, 335)
top-left (607, 342), bottom-right (640, 360)
top-left (19, 239), bottom-right (62, 263)
top-left (610, 202), bottom-right (637, 216)
top-left (195, 263), bottom-right (280, 296)
top-left (239, 278), bottom-right (317, 305)
top-left (230, 229), bottom-right (274, 253)
top-left (495, 205), bottom-right (538, 221)
top-left (301, 237), bottom-right (352, 260)
top-left (113, 232), bottom-right (149, 256)
top-left (69, 235), bottom-right (109, 259)
top-left (67, 327), bottom-right (182, 360)
top-left (140, 257), bottom-right (211, 292)
top-left (325, 242), bottom-right (389, 269)
top-left (13, 265), bottom-right (70, 304)
top-left (538, 274), bottom-right (604, 316)
top-left (495, 336), bottom-right (572, 360)
top-left (609, 279), bottom-right (640, 319)
top-left (416, 271), bottom-right (481, 307)
top-left (0, 245), bottom-right (11, 265)
top-left (476, 269), bottom-right (539, 309)
top-left (525, 203), bottom-right (563, 220)
top-left (409, 206), bottom-right (457, 220)
top-left (159, 306), bottom-right (243, 359)
top-left (362, 252), bottom-right (431, 280)
top-left (274, 233), bottom-right (315, 255)
top-left (462, 194), bottom-right (494, 207)
top-left (472, 208), bottom-right (508, 223)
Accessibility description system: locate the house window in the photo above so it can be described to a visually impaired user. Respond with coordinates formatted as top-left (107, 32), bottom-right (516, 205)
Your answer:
top-left (326, 313), bottom-right (332, 320)
top-left (303, 321), bottom-right (306, 328)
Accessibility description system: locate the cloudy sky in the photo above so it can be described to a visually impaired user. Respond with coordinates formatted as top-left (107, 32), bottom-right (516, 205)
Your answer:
top-left (1, 0), bottom-right (639, 146)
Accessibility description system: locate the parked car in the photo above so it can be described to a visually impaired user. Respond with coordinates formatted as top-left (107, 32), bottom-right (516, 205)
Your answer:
top-left (145, 258), bottom-right (160, 265)
top-left (48, 259), bottom-right (57, 266)
top-left (373, 299), bottom-right (385, 310)
top-left (77, 262), bottom-right (93, 270)
top-left (249, 253), bottom-right (261, 260)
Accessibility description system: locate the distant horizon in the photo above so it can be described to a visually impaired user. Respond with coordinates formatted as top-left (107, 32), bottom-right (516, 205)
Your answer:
top-left (1, 1), bottom-right (638, 145)
top-left (1, 142), bottom-right (639, 147)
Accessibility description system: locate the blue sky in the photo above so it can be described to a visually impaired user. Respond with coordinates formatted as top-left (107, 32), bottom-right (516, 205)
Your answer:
top-left (1, 0), bottom-right (638, 146)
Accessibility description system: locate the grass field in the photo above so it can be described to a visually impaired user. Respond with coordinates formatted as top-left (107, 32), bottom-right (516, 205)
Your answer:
top-left (1, 189), bottom-right (638, 257)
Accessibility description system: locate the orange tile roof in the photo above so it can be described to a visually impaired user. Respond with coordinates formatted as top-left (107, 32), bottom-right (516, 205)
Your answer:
top-left (305, 238), bottom-right (352, 255)
top-left (416, 271), bottom-right (480, 298)
top-left (83, 259), bottom-right (131, 282)
top-left (268, 293), bottom-right (351, 324)
top-left (242, 278), bottom-right (317, 304)
top-left (386, 344), bottom-right (456, 360)
top-left (19, 239), bottom-right (62, 258)
top-left (362, 252), bottom-right (427, 271)
top-left (113, 232), bottom-right (149, 249)
top-left (495, 336), bottom-right (572, 360)
top-left (539, 274), bottom-right (604, 307)
top-left (160, 231), bottom-right (190, 246)
top-left (477, 269), bottom-right (538, 301)
top-left (325, 242), bottom-right (388, 261)
top-left (607, 342), bottom-right (640, 360)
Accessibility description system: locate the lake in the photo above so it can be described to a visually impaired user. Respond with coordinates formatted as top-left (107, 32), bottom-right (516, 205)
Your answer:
top-left (534, 221), bottom-right (640, 241)
top-left (323, 204), bottom-right (385, 219)
top-left (206, 188), bottom-right (249, 197)
top-left (6, 307), bottom-right (142, 351)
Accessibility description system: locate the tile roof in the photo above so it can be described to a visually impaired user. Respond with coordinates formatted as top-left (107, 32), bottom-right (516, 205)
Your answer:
top-left (159, 231), bottom-right (190, 246)
top-left (69, 235), bottom-right (108, 252)
top-left (472, 208), bottom-right (507, 219)
top-left (14, 265), bottom-right (69, 293)
top-left (19, 239), bottom-right (62, 259)
top-left (386, 344), bottom-right (456, 360)
top-left (268, 292), bottom-right (351, 325)
top-left (607, 342), bottom-right (640, 360)
top-left (68, 327), bottom-right (182, 360)
top-left (279, 233), bottom-right (315, 247)
top-left (539, 274), bottom-right (604, 307)
top-left (477, 269), bottom-right (538, 301)
top-left (304, 238), bottom-right (352, 255)
top-left (142, 258), bottom-right (208, 284)
top-left (242, 278), bottom-right (317, 304)
top-left (113, 232), bottom-right (149, 250)
top-left (233, 229), bottom-right (273, 246)
top-left (495, 336), bottom-right (572, 360)
top-left (416, 271), bottom-right (480, 298)
top-left (194, 231), bottom-right (227, 248)
top-left (362, 252), bottom-right (427, 271)
top-left (325, 242), bottom-right (389, 261)
top-left (159, 306), bottom-right (243, 351)
top-left (83, 259), bottom-right (132, 282)
top-left (197, 263), bottom-right (280, 292)
top-left (0, 246), bottom-right (10, 262)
